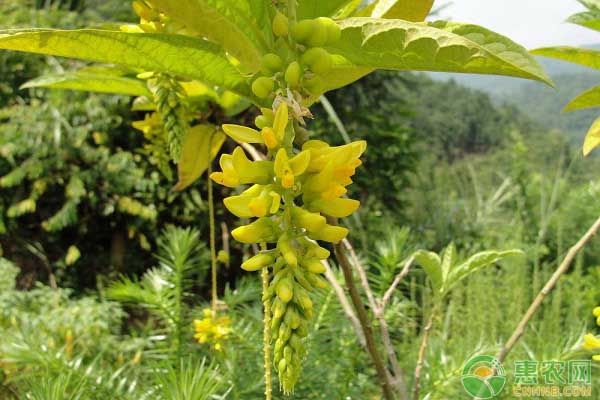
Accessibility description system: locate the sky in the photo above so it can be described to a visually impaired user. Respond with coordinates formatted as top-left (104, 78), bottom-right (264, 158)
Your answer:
top-left (436, 0), bottom-right (599, 49)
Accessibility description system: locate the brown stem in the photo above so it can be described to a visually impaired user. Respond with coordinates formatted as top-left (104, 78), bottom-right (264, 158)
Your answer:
top-left (497, 215), bottom-right (600, 363)
top-left (334, 242), bottom-right (396, 400)
top-left (322, 258), bottom-right (366, 348)
top-left (413, 311), bottom-right (435, 400)
top-left (342, 239), bottom-right (409, 398)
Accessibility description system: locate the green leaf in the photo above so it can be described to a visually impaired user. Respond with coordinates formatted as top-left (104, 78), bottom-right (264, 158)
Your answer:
top-left (328, 18), bottom-right (553, 85)
top-left (568, 11), bottom-right (600, 32)
top-left (0, 29), bottom-right (250, 95)
top-left (371, 0), bottom-right (435, 21)
top-left (446, 249), bottom-right (522, 293)
top-left (531, 46), bottom-right (600, 71)
top-left (440, 242), bottom-right (455, 282)
top-left (563, 85), bottom-right (600, 112)
top-left (413, 250), bottom-right (443, 294)
top-left (173, 125), bottom-right (225, 192)
top-left (298, 0), bottom-right (351, 19)
top-left (146, 0), bottom-right (270, 70)
top-left (21, 71), bottom-right (151, 96)
top-left (583, 116), bottom-right (600, 156)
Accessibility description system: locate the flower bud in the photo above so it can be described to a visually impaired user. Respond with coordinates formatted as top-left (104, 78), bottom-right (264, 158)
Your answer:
top-left (276, 278), bottom-right (294, 302)
top-left (242, 252), bottom-right (275, 271)
top-left (308, 224), bottom-right (348, 243)
top-left (252, 77), bottom-right (274, 98)
top-left (291, 19), bottom-right (317, 44)
top-left (285, 61), bottom-right (302, 87)
top-left (301, 47), bottom-right (333, 74)
top-left (231, 217), bottom-right (278, 243)
top-left (291, 206), bottom-right (326, 232)
top-left (301, 257), bottom-right (326, 274)
top-left (262, 53), bottom-right (284, 75)
top-left (278, 235), bottom-right (298, 267)
top-left (272, 11), bottom-right (289, 37)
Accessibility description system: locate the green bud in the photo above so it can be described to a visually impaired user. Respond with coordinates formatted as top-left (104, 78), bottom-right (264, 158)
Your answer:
top-left (272, 11), bottom-right (289, 37)
top-left (304, 75), bottom-right (324, 95)
top-left (255, 115), bottom-right (270, 129)
top-left (301, 47), bottom-right (333, 74)
top-left (296, 322), bottom-right (309, 337)
top-left (252, 77), bottom-right (275, 98)
top-left (302, 257), bottom-right (326, 274)
top-left (276, 278), bottom-right (294, 303)
top-left (261, 53), bottom-right (284, 75)
top-left (284, 61), bottom-right (302, 87)
top-left (291, 19), bottom-right (317, 44)
top-left (306, 22), bottom-right (328, 47)
top-left (317, 17), bottom-right (341, 44)
top-left (278, 358), bottom-right (287, 372)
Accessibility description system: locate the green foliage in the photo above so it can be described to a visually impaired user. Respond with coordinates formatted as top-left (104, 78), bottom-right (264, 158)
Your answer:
top-left (107, 226), bottom-right (209, 359)
top-left (531, 1), bottom-right (600, 154)
top-left (151, 357), bottom-right (224, 400)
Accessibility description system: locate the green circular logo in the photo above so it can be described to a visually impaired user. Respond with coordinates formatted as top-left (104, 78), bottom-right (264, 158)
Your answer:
top-left (461, 355), bottom-right (506, 399)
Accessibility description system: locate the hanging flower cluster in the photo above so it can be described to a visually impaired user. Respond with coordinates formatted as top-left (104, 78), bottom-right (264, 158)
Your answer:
top-left (583, 306), bottom-right (600, 361)
top-left (209, 6), bottom-right (366, 395)
top-left (212, 101), bottom-right (365, 393)
top-left (193, 308), bottom-right (232, 352)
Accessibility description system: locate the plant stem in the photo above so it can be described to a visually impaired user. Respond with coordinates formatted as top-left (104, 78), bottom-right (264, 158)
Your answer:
top-left (208, 132), bottom-right (218, 315)
top-left (342, 239), bottom-right (408, 397)
top-left (334, 241), bottom-right (396, 400)
top-left (497, 215), bottom-right (600, 363)
top-left (413, 310), bottom-right (435, 400)
top-left (261, 243), bottom-right (273, 400)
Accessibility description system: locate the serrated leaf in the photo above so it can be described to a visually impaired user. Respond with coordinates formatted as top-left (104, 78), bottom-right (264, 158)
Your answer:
top-left (21, 71), bottom-right (151, 96)
top-left (173, 125), bottom-right (225, 192)
top-left (146, 0), bottom-right (270, 70)
top-left (531, 46), bottom-right (600, 71)
top-left (371, 0), bottom-right (435, 21)
top-left (563, 85), bottom-right (600, 112)
top-left (568, 11), bottom-right (600, 32)
top-left (328, 18), bottom-right (553, 85)
top-left (446, 249), bottom-right (522, 293)
top-left (413, 250), bottom-right (443, 294)
top-left (0, 29), bottom-right (250, 95)
top-left (298, 0), bottom-right (350, 19)
top-left (583, 116), bottom-right (600, 156)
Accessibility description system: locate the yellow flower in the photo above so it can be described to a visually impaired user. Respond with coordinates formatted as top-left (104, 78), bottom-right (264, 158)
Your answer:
top-left (223, 185), bottom-right (281, 218)
top-left (583, 333), bottom-right (600, 350)
top-left (274, 148), bottom-right (310, 189)
top-left (193, 308), bottom-right (232, 351)
top-left (231, 217), bottom-right (279, 243)
top-left (210, 147), bottom-right (273, 188)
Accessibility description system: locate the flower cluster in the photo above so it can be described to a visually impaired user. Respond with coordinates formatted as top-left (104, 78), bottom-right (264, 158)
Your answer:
top-left (583, 306), bottom-right (600, 361)
top-left (193, 308), bottom-right (232, 352)
top-left (211, 101), bottom-right (366, 393)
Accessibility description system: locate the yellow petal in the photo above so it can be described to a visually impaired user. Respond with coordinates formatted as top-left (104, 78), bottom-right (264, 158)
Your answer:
top-left (262, 127), bottom-right (278, 149)
top-left (289, 150), bottom-right (311, 176)
top-left (242, 252), bottom-right (275, 271)
top-left (231, 218), bottom-right (277, 244)
top-left (593, 306), bottom-right (600, 318)
top-left (222, 124), bottom-right (263, 143)
top-left (291, 206), bottom-right (326, 232)
top-left (583, 116), bottom-right (600, 156)
top-left (308, 224), bottom-right (348, 243)
top-left (223, 195), bottom-right (254, 218)
top-left (273, 102), bottom-right (289, 141)
top-left (309, 198), bottom-right (359, 218)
